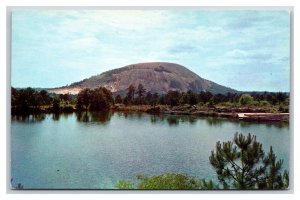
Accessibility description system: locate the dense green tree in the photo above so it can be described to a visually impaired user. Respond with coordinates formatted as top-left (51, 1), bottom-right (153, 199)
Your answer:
top-left (144, 91), bottom-right (159, 106)
top-left (77, 87), bottom-right (114, 111)
top-left (89, 87), bottom-right (112, 111)
top-left (145, 91), bottom-right (153, 104)
top-left (179, 92), bottom-right (189, 105)
top-left (115, 94), bottom-right (122, 104)
top-left (209, 133), bottom-right (289, 189)
top-left (239, 94), bottom-right (254, 106)
top-left (11, 87), bottom-right (59, 114)
top-left (165, 90), bottom-right (181, 106)
top-left (39, 90), bottom-right (51, 105)
top-left (59, 93), bottom-right (71, 103)
top-left (259, 147), bottom-right (289, 189)
top-left (12, 87), bottom-right (39, 112)
top-left (11, 87), bottom-right (18, 107)
top-left (212, 93), bottom-right (227, 104)
top-left (187, 90), bottom-right (198, 105)
top-left (151, 92), bottom-right (159, 106)
top-left (137, 83), bottom-right (146, 98)
top-left (99, 87), bottom-right (114, 104)
top-left (76, 88), bottom-right (92, 110)
top-left (276, 92), bottom-right (286, 104)
top-left (125, 84), bottom-right (136, 105)
top-left (52, 98), bottom-right (61, 113)
top-left (198, 91), bottom-right (213, 104)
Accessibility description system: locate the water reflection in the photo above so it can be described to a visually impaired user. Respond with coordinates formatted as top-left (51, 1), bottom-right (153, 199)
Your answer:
top-left (11, 114), bottom-right (46, 123)
top-left (11, 112), bottom-right (289, 129)
top-left (150, 114), bottom-right (165, 124)
top-left (166, 116), bottom-right (179, 126)
top-left (149, 114), bottom-right (197, 126)
top-left (76, 111), bottom-right (112, 124)
top-left (52, 113), bottom-right (60, 121)
top-left (204, 117), bottom-right (226, 127)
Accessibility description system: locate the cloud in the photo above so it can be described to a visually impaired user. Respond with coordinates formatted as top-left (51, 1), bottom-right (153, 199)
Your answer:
top-left (11, 10), bottom-right (290, 91)
top-left (225, 49), bottom-right (248, 58)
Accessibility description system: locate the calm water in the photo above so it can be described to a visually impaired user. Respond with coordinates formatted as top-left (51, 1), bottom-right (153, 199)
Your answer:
top-left (11, 112), bottom-right (290, 189)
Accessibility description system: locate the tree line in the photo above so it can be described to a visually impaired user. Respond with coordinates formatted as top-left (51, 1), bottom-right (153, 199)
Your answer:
top-left (11, 84), bottom-right (289, 114)
top-left (11, 87), bottom-right (76, 114)
top-left (116, 84), bottom-right (289, 109)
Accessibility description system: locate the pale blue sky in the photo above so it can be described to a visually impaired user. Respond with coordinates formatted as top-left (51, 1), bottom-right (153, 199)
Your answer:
top-left (12, 10), bottom-right (290, 91)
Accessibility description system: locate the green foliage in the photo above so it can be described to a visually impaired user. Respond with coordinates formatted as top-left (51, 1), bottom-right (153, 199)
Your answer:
top-left (278, 103), bottom-right (289, 113)
top-left (39, 90), bottom-right (52, 105)
top-left (179, 90), bottom-right (199, 105)
top-left (198, 91), bottom-right (213, 104)
top-left (116, 173), bottom-right (202, 190)
top-left (114, 95), bottom-right (122, 104)
top-left (12, 87), bottom-right (56, 113)
top-left (239, 94), bottom-right (254, 106)
top-left (136, 83), bottom-right (146, 104)
top-left (115, 180), bottom-right (134, 189)
top-left (76, 88), bottom-right (91, 110)
top-left (199, 179), bottom-right (219, 190)
top-left (136, 173), bottom-right (200, 189)
top-left (120, 88), bottom-right (289, 109)
top-left (11, 85), bottom-right (290, 114)
top-left (125, 84), bottom-right (136, 105)
top-left (76, 87), bottom-right (114, 111)
top-left (209, 133), bottom-right (289, 189)
top-left (115, 174), bottom-right (220, 190)
top-left (259, 100), bottom-right (270, 107)
top-left (12, 87), bottom-right (39, 110)
top-left (89, 87), bottom-right (113, 111)
top-left (165, 91), bottom-right (181, 106)
top-left (259, 147), bottom-right (289, 189)
top-left (52, 98), bottom-right (61, 113)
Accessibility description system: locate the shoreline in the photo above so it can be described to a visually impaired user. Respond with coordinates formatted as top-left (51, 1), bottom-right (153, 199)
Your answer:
top-left (112, 105), bottom-right (289, 122)
top-left (158, 111), bottom-right (289, 122)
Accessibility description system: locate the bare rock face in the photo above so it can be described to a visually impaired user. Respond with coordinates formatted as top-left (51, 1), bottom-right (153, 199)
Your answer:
top-left (49, 62), bottom-right (236, 95)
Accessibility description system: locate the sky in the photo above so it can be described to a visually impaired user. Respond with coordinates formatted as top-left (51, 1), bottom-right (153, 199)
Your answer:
top-left (11, 9), bottom-right (290, 92)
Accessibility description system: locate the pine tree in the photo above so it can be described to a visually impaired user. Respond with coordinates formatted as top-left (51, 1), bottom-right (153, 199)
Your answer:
top-left (126, 84), bottom-right (135, 105)
top-left (77, 88), bottom-right (91, 111)
top-left (115, 95), bottom-right (122, 104)
top-left (209, 133), bottom-right (289, 189)
top-left (136, 83), bottom-right (146, 104)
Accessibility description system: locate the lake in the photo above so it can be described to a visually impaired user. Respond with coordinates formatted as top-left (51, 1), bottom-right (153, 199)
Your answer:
top-left (11, 112), bottom-right (290, 189)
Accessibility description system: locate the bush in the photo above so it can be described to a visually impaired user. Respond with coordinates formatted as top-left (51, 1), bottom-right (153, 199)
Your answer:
top-left (115, 180), bottom-right (134, 189)
top-left (116, 173), bottom-right (202, 190)
top-left (278, 104), bottom-right (289, 113)
top-left (239, 94), bottom-right (254, 106)
top-left (259, 100), bottom-right (270, 107)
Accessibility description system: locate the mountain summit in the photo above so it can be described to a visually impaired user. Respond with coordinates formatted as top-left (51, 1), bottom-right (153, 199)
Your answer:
top-left (49, 62), bottom-right (237, 95)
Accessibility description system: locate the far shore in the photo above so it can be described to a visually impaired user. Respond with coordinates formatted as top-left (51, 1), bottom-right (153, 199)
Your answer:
top-left (112, 104), bottom-right (289, 122)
